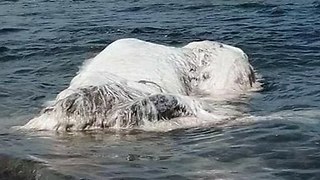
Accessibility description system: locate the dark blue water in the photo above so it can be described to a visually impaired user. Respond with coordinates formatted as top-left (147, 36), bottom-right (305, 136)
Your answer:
top-left (1, 0), bottom-right (320, 179)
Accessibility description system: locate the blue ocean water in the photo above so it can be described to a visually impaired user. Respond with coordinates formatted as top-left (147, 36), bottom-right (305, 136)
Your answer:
top-left (0, 0), bottom-right (320, 179)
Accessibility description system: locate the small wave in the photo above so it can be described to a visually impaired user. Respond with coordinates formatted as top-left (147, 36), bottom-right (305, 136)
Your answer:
top-left (249, 109), bottom-right (320, 126)
top-left (235, 2), bottom-right (277, 9)
top-left (116, 6), bottom-right (145, 12)
top-left (182, 4), bottom-right (217, 11)
top-left (270, 7), bottom-right (286, 15)
top-left (0, 92), bottom-right (10, 98)
top-left (0, 154), bottom-right (75, 180)
top-left (0, 88), bottom-right (10, 98)
top-left (0, 46), bottom-right (10, 53)
top-left (164, 31), bottom-right (184, 38)
top-left (222, 17), bottom-right (250, 22)
top-left (29, 94), bottom-right (46, 101)
top-left (130, 27), bottom-right (168, 34)
top-left (12, 68), bottom-right (34, 75)
top-left (313, 1), bottom-right (320, 8)
top-left (256, 6), bottom-right (287, 16)
top-left (1, 0), bottom-right (19, 2)
top-left (18, 12), bottom-right (41, 17)
top-left (84, 25), bottom-right (122, 34)
top-left (194, 31), bottom-right (214, 37)
top-left (0, 55), bottom-right (20, 63)
top-left (116, 3), bottom-right (178, 13)
top-left (0, 27), bottom-right (27, 34)
top-left (38, 82), bottom-right (56, 89)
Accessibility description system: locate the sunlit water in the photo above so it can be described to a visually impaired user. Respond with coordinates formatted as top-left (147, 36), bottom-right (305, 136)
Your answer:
top-left (1, 0), bottom-right (320, 179)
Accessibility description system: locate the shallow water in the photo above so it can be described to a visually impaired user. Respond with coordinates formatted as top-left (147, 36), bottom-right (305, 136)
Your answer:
top-left (1, 0), bottom-right (320, 179)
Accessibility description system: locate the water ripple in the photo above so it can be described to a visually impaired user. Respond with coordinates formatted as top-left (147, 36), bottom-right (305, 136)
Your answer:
top-left (0, 27), bottom-right (28, 34)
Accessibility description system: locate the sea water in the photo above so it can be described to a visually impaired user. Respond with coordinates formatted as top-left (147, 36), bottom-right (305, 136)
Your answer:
top-left (0, 0), bottom-right (320, 179)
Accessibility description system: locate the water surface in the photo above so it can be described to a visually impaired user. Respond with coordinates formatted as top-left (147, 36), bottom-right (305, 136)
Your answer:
top-left (1, 0), bottom-right (320, 179)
